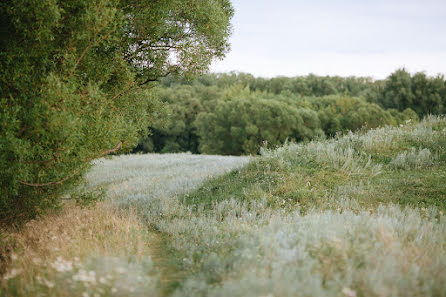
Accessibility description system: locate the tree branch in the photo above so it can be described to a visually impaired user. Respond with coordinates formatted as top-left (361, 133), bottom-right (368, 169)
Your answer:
top-left (138, 71), bottom-right (171, 86)
top-left (71, 33), bottom-right (110, 74)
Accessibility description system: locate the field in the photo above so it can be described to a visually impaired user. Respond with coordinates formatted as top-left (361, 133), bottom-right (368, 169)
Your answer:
top-left (1, 117), bottom-right (446, 297)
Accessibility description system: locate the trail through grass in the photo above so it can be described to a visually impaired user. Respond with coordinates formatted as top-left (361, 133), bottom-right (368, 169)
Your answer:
top-left (87, 153), bottom-right (251, 295)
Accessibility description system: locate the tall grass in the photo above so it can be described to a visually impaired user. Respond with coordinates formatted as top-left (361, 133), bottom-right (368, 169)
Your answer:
top-left (1, 153), bottom-right (249, 296)
top-left (88, 116), bottom-right (444, 297)
top-left (0, 202), bottom-right (158, 297)
top-left (2, 117), bottom-right (445, 297)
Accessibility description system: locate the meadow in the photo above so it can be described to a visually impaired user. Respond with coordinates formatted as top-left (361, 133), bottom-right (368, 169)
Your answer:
top-left (1, 116), bottom-right (445, 297)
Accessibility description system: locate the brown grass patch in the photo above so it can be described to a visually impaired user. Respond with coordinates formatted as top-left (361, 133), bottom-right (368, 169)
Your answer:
top-left (0, 201), bottom-right (151, 295)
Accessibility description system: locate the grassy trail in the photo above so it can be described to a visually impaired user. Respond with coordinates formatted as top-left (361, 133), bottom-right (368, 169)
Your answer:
top-left (147, 228), bottom-right (186, 297)
top-left (87, 153), bottom-right (251, 295)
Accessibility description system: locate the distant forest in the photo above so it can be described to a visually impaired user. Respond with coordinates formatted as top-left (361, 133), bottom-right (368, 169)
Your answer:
top-left (135, 69), bottom-right (446, 155)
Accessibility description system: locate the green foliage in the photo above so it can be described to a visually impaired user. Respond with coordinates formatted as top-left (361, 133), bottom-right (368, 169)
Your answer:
top-left (0, 0), bottom-right (233, 223)
top-left (313, 96), bottom-right (399, 136)
top-left (375, 68), bottom-right (446, 116)
top-left (195, 96), bottom-right (324, 155)
top-left (137, 74), bottom-right (419, 156)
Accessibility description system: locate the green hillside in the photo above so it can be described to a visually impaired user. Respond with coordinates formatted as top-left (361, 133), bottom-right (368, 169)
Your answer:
top-left (132, 116), bottom-right (446, 296)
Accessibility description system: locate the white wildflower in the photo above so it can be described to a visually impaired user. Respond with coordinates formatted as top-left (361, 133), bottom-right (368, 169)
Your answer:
top-left (342, 287), bottom-right (357, 297)
top-left (43, 278), bottom-right (55, 288)
top-left (3, 268), bottom-right (21, 280)
top-left (32, 257), bottom-right (42, 265)
top-left (72, 269), bottom-right (96, 285)
top-left (51, 257), bottom-right (73, 272)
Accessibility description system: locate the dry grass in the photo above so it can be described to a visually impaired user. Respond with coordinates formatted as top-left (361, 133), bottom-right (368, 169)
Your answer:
top-left (0, 201), bottom-right (156, 296)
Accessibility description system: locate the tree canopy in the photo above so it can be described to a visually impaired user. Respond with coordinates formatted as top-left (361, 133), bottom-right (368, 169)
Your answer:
top-left (135, 73), bottom-right (422, 156)
top-left (0, 0), bottom-right (233, 223)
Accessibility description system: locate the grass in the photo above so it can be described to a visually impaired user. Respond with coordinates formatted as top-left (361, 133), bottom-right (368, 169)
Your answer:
top-left (1, 117), bottom-right (445, 297)
top-left (0, 153), bottom-right (249, 296)
top-left (0, 202), bottom-right (158, 297)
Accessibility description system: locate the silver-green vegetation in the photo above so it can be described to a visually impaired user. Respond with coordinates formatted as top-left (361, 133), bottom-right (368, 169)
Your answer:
top-left (115, 116), bottom-right (446, 296)
top-left (0, 0), bottom-right (233, 223)
top-left (1, 153), bottom-right (249, 296)
top-left (4, 117), bottom-right (441, 297)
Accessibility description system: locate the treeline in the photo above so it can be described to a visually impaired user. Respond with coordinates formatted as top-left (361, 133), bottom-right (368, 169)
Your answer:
top-left (135, 69), bottom-right (446, 155)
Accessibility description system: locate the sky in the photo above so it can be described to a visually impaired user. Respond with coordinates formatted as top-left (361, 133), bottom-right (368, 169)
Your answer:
top-left (210, 0), bottom-right (446, 79)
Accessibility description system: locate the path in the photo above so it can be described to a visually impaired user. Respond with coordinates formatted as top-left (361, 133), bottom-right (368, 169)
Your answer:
top-left (87, 153), bottom-right (250, 295)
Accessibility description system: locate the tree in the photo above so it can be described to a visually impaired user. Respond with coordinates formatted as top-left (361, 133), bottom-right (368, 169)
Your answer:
top-left (195, 96), bottom-right (324, 155)
top-left (378, 68), bottom-right (414, 111)
top-left (0, 0), bottom-right (233, 223)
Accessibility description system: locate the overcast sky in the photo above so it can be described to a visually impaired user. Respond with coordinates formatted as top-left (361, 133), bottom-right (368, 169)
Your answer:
top-left (210, 0), bottom-right (446, 79)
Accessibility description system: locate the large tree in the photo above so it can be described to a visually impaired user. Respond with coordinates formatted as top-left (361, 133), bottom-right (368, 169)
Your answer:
top-left (0, 0), bottom-right (233, 223)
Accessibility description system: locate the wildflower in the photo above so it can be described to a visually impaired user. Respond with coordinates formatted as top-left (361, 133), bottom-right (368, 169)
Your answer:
top-left (342, 287), bottom-right (357, 297)
top-left (43, 278), bottom-right (55, 288)
top-left (72, 269), bottom-right (97, 285)
top-left (3, 268), bottom-right (21, 280)
top-left (51, 257), bottom-right (73, 272)
top-left (32, 258), bottom-right (42, 265)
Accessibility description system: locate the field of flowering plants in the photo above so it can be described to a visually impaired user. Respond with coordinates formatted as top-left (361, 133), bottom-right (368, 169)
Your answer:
top-left (2, 117), bottom-right (445, 297)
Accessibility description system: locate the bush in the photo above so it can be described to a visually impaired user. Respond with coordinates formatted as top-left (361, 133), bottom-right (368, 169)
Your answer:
top-left (195, 96), bottom-right (324, 155)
